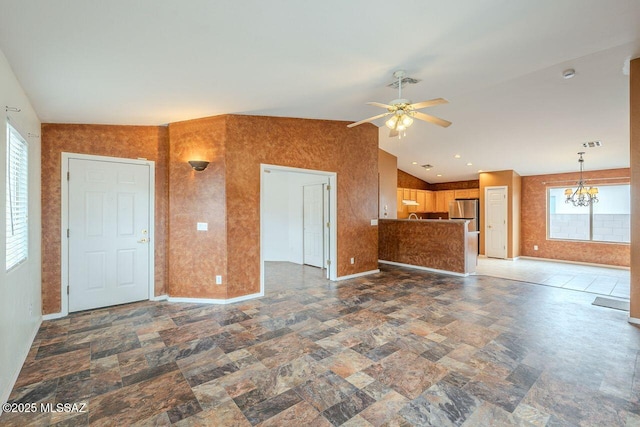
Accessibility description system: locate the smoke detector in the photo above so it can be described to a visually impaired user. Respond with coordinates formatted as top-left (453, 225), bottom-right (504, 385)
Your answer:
top-left (582, 140), bottom-right (602, 148)
top-left (421, 164), bottom-right (434, 170)
top-left (562, 69), bottom-right (576, 79)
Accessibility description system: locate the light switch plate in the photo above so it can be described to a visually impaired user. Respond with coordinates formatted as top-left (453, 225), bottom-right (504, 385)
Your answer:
top-left (197, 222), bottom-right (208, 231)
top-left (371, 219), bottom-right (378, 226)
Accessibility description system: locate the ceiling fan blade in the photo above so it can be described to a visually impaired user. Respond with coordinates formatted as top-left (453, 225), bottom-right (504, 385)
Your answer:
top-left (389, 128), bottom-right (399, 138)
top-left (366, 101), bottom-right (393, 109)
top-left (410, 98), bottom-right (449, 110)
top-left (413, 111), bottom-right (452, 128)
top-left (347, 112), bottom-right (390, 128)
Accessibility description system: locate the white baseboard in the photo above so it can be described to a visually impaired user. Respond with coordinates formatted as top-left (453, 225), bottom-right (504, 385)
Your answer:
top-left (168, 292), bottom-right (263, 305)
top-left (628, 316), bottom-right (640, 326)
top-left (378, 260), bottom-right (468, 277)
top-left (336, 269), bottom-right (380, 281)
top-left (150, 294), bottom-right (168, 301)
top-left (517, 256), bottom-right (630, 270)
top-left (42, 312), bottom-right (66, 321)
top-left (2, 318), bottom-right (41, 406)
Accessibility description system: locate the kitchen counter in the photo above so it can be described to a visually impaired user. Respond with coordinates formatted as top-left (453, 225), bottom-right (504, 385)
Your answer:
top-left (378, 219), bottom-right (478, 275)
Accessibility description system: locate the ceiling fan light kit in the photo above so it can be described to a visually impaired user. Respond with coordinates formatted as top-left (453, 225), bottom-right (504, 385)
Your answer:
top-left (347, 70), bottom-right (452, 139)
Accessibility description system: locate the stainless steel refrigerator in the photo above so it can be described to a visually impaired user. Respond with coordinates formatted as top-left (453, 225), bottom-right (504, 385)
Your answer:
top-left (449, 198), bottom-right (479, 232)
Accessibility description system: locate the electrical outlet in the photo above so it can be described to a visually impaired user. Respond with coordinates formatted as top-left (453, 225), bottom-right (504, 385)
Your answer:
top-left (371, 219), bottom-right (378, 226)
top-left (534, 245), bottom-right (539, 251)
top-left (197, 222), bottom-right (208, 231)
top-left (350, 257), bottom-right (355, 265)
top-left (216, 275), bottom-right (222, 285)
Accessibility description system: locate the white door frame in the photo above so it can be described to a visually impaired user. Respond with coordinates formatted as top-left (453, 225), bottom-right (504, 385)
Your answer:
top-left (484, 185), bottom-right (508, 259)
top-left (260, 164), bottom-right (338, 293)
top-left (61, 153), bottom-right (155, 316)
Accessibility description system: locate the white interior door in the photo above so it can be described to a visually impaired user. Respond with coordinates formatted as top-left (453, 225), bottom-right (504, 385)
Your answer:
top-left (68, 159), bottom-right (151, 312)
top-left (303, 184), bottom-right (324, 268)
top-left (485, 186), bottom-right (507, 259)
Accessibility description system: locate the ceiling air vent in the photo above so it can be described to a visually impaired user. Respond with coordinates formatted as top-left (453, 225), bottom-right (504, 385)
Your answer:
top-left (421, 164), bottom-right (434, 170)
top-left (582, 140), bottom-right (602, 148)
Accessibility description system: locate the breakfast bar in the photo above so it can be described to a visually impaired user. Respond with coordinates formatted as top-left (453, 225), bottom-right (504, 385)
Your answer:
top-left (378, 219), bottom-right (478, 275)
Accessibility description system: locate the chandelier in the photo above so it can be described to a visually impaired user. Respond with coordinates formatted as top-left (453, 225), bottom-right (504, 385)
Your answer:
top-left (565, 152), bottom-right (598, 206)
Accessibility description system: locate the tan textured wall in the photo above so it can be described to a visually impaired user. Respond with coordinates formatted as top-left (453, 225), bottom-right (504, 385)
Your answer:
top-left (225, 115), bottom-right (379, 297)
top-left (378, 149), bottom-right (397, 219)
top-left (479, 170), bottom-right (517, 257)
top-left (631, 58), bottom-right (640, 318)
top-left (520, 169), bottom-right (630, 267)
top-left (379, 220), bottom-right (467, 273)
top-left (41, 124), bottom-right (169, 314)
top-left (168, 116), bottom-right (227, 298)
top-left (430, 180), bottom-right (480, 191)
top-left (397, 169), bottom-right (430, 189)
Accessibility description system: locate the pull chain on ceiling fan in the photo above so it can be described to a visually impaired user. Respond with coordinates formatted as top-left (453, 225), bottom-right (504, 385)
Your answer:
top-left (347, 70), bottom-right (452, 138)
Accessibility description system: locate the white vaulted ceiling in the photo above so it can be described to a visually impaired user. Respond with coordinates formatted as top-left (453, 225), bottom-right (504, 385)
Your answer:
top-left (0, 0), bottom-right (639, 182)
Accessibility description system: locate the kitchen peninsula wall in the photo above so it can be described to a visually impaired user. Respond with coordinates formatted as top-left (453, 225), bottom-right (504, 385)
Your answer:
top-left (379, 219), bottom-right (477, 275)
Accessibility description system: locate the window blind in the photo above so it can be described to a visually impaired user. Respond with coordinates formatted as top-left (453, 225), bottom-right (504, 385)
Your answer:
top-left (6, 122), bottom-right (28, 271)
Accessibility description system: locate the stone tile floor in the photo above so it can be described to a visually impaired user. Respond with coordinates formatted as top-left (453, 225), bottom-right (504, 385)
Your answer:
top-left (3, 262), bottom-right (640, 426)
top-left (476, 257), bottom-right (630, 300)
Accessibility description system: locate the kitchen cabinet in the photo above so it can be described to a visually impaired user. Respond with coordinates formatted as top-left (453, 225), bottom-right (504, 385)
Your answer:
top-left (454, 189), bottom-right (470, 199)
top-left (397, 189), bottom-right (408, 218)
top-left (454, 188), bottom-right (480, 199)
top-left (416, 190), bottom-right (434, 212)
top-left (423, 191), bottom-right (435, 211)
top-left (399, 186), bottom-right (479, 214)
top-left (416, 190), bottom-right (425, 212)
top-left (436, 190), bottom-right (455, 212)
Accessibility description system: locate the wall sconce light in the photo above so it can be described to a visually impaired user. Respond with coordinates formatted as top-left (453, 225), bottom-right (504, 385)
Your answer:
top-left (188, 160), bottom-right (210, 171)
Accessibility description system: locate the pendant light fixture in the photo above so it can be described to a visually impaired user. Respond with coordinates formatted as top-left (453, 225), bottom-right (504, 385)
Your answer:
top-left (565, 152), bottom-right (598, 206)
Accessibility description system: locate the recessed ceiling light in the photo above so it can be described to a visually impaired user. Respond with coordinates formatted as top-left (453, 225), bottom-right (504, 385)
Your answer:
top-left (562, 68), bottom-right (576, 79)
top-left (478, 169), bottom-right (483, 173)
top-left (454, 154), bottom-right (461, 159)
top-left (411, 161), bottom-right (417, 165)
top-left (436, 174), bottom-right (442, 177)
top-left (466, 162), bottom-right (473, 166)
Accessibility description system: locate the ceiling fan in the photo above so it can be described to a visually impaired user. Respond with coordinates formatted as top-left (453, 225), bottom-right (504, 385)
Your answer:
top-left (347, 70), bottom-right (452, 138)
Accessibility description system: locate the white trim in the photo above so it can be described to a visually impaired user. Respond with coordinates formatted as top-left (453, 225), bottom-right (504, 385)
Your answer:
top-left (378, 260), bottom-right (469, 277)
top-left (336, 269), bottom-right (380, 281)
top-left (1, 319), bottom-right (41, 405)
top-left (260, 164), bottom-right (338, 292)
top-left (168, 292), bottom-right (263, 305)
top-left (61, 153), bottom-right (156, 316)
top-left (518, 255), bottom-right (630, 270)
top-left (628, 317), bottom-right (640, 326)
top-left (42, 312), bottom-right (66, 321)
top-left (151, 294), bottom-right (168, 301)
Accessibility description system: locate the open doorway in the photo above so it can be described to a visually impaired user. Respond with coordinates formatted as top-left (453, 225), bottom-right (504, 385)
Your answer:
top-left (260, 164), bottom-right (337, 292)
